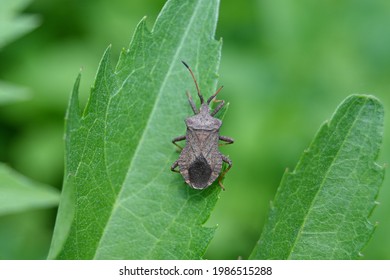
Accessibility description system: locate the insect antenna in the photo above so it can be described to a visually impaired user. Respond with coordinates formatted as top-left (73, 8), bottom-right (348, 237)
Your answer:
top-left (182, 61), bottom-right (204, 104)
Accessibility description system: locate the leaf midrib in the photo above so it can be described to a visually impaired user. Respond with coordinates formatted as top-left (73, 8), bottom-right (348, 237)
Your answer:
top-left (93, 0), bottom-right (203, 259)
top-left (286, 98), bottom-right (367, 259)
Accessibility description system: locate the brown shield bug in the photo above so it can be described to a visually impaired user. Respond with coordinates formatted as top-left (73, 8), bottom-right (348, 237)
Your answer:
top-left (171, 61), bottom-right (234, 190)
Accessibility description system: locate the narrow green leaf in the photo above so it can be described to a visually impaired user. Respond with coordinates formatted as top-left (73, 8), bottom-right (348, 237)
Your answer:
top-left (0, 163), bottom-right (60, 215)
top-left (0, 0), bottom-right (40, 49)
top-left (0, 81), bottom-right (31, 105)
top-left (0, 0), bottom-right (38, 104)
top-left (250, 95), bottom-right (385, 260)
top-left (49, 0), bottom-right (223, 259)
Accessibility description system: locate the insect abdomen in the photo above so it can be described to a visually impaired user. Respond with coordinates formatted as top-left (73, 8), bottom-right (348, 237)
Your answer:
top-left (188, 155), bottom-right (212, 189)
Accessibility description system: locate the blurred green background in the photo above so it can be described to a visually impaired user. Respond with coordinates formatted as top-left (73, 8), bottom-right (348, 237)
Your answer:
top-left (0, 0), bottom-right (389, 259)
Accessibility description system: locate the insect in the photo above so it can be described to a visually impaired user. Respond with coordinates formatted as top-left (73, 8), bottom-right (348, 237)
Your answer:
top-left (171, 61), bottom-right (234, 190)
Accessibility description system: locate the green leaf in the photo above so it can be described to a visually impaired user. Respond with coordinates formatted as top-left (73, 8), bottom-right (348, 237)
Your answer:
top-left (49, 0), bottom-right (223, 259)
top-left (0, 0), bottom-right (38, 105)
top-left (0, 0), bottom-right (40, 49)
top-left (0, 163), bottom-right (60, 216)
top-left (0, 81), bottom-right (31, 105)
top-left (250, 95), bottom-right (385, 260)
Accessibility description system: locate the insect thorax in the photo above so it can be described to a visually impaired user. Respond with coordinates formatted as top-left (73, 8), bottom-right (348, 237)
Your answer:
top-left (185, 113), bottom-right (222, 130)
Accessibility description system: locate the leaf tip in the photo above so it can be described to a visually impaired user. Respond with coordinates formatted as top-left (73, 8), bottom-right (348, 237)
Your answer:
top-left (135, 15), bottom-right (149, 33)
top-left (102, 44), bottom-right (113, 59)
top-left (343, 94), bottom-right (384, 110)
top-left (66, 73), bottom-right (81, 120)
top-left (354, 93), bottom-right (381, 102)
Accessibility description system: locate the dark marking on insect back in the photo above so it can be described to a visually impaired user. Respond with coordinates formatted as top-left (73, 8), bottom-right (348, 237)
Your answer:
top-left (170, 61), bottom-right (234, 190)
top-left (188, 156), bottom-right (212, 189)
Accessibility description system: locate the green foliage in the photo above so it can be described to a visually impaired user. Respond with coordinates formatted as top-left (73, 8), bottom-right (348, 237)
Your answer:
top-left (0, 81), bottom-right (30, 105)
top-left (0, 0), bottom-right (39, 104)
top-left (0, 0), bottom-right (58, 220)
top-left (0, 0), bottom-right (39, 49)
top-left (49, 0), bottom-right (386, 261)
top-left (1, 0), bottom-right (389, 260)
top-left (250, 95), bottom-right (384, 260)
top-left (49, 0), bottom-right (222, 260)
top-left (0, 163), bottom-right (59, 215)
top-left (0, 0), bottom-right (58, 260)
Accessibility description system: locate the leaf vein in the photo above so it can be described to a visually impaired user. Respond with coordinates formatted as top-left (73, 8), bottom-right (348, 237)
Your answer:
top-left (287, 98), bottom-right (367, 259)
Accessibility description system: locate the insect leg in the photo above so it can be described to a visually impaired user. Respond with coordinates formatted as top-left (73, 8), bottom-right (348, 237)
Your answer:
top-left (186, 91), bottom-right (199, 114)
top-left (171, 161), bottom-right (180, 173)
top-left (172, 135), bottom-right (186, 150)
top-left (210, 100), bottom-right (225, 117)
top-left (207, 85), bottom-right (224, 104)
top-left (218, 155), bottom-right (232, 190)
top-left (219, 135), bottom-right (234, 146)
